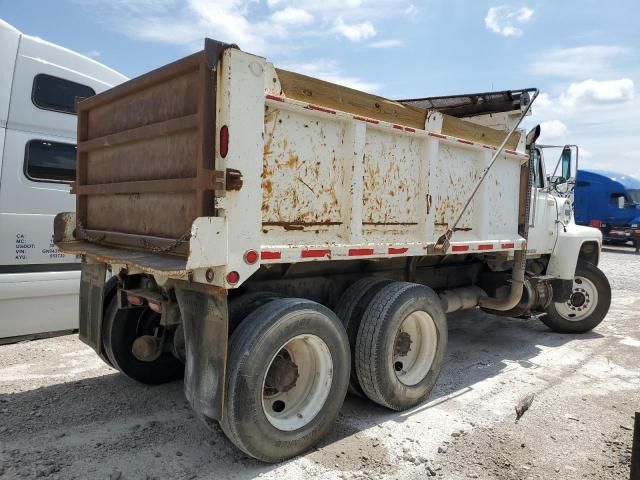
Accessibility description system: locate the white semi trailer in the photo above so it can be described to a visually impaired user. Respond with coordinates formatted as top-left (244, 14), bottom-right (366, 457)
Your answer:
top-left (0, 19), bottom-right (126, 342)
top-left (54, 40), bottom-right (610, 462)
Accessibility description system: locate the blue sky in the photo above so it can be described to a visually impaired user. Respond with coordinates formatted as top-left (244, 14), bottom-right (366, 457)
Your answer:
top-left (2, 0), bottom-right (638, 175)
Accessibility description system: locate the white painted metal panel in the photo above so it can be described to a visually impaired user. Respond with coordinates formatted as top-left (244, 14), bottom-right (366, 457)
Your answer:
top-left (257, 98), bottom-right (525, 255)
top-left (0, 270), bottom-right (80, 339)
top-left (7, 33), bottom-right (126, 139)
top-left (0, 20), bottom-right (20, 129)
top-left (0, 129), bottom-right (78, 266)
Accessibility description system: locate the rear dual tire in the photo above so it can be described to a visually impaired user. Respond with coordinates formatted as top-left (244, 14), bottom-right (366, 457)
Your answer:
top-left (355, 282), bottom-right (448, 411)
top-left (334, 277), bottom-right (394, 396)
top-left (102, 297), bottom-right (184, 385)
top-left (221, 298), bottom-right (350, 462)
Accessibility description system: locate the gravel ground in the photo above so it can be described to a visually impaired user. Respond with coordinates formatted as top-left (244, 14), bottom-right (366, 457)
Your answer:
top-left (0, 248), bottom-right (638, 480)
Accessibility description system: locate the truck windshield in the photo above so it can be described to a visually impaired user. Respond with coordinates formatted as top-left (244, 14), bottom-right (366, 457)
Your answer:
top-left (628, 189), bottom-right (640, 204)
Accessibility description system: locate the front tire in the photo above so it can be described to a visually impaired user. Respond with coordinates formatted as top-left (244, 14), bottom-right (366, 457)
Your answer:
top-left (542, 261), bottom-right (611, 333)
top-left (221, 298), bottom-right (350, 462)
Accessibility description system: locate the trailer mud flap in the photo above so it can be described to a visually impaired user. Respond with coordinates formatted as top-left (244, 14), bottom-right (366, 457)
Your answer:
top-left (174, 286), bottom-right (228, 421)
top-left (78, 262), bottom-right (107, 352)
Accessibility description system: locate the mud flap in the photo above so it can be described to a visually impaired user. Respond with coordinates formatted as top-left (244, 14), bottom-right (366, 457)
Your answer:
top-left (174, 286), bottom-right (228, 420)
top-left (78, 262), bottom-right (107, 353)
top-left (551, 278), bottom-right (573, 302)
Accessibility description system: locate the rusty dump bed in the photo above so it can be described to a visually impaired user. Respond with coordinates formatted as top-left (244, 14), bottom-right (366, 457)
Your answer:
top-left (72, 39), bottom-right (233, 256)
top-left (56, 39), bottom-right (531, 288)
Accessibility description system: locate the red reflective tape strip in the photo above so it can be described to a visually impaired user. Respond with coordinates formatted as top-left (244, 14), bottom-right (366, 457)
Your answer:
top-left (260, 251), bottom-right (281, 260)
top-left (388, 247), bottom-right (408, 254)
top-left (458, 139), bottom-right (474, 145)
top-left (265, 94), bottom-right (285, 102)
top-left (405, 127), bottom-right (416, 133)
top-left (353, 116), bottom-right (379, 124)
top-left (505, 149), bottom-right (518, 155)
top-left (393, 124), bottom-right (404, 130)
top-left (348, 248), bottom-right (374, 256)
top-left (478, 244), bottom-right (494, 250)
top-left (501, 242), bottom-right (515, 249)
top-left (306, 104), bottom-right (336, 114)
top-left (429, 132), bottom-right (447, 139)
top-left (301, 249), bottom-right (331, 258)
top-left (451, 245), bottom-right (469, 252)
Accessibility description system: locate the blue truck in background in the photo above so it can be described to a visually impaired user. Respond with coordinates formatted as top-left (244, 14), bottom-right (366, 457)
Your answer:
top-left (574, 169), bottom-right (640, 250)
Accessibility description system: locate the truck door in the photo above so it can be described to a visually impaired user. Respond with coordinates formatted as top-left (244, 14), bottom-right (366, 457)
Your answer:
top-left (527, 147), bottom-right (558, 254)
top-left (0, 33), bottom-right (124, 340)
top-left (0, 34), bottom-right (98, 270)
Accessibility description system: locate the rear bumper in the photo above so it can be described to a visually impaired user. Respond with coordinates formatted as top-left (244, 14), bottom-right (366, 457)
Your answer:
top-left (54, 212), bottom-right (189, 278)
top-left (604, 227), bottom-right (640, 242)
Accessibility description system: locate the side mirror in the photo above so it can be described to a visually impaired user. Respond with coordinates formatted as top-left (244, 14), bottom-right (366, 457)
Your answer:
top-left (618, 196), bottom-right (625, 209)
top-left (561, 146), bottom-right (572, 181)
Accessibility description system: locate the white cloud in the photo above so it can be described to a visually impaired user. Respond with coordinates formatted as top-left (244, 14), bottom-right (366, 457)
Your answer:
top-left (334, 16), bottom-right (376, 42)
top-left (529, 45), bottom-right (631, 78)
top-left (532, 78), bottom-right (635, 118)
top-left (282, 60), bottom-right (381, 92)
top-left (368, 39), bottom-right (402, 48)
top-left (485, 6), bottom-right (533, 37)
top-left (403, 4), bottom-right (419, 16)
top-left (75, 0), bottom-right (417, 54)
top-left (559, 78), bottom-right (634, 108)
top-left (579, 148), bottom-right (592, 159)
top-left (270, 7), bottom-right (313, 26)
top-left (527, 77), bottom-right (638, 176)
top-left (539, 119), bottom-right (569, 142)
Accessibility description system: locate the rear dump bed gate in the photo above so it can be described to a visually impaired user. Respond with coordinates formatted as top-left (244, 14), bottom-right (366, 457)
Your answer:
top-left (71, 39), bottom-right (234, 257)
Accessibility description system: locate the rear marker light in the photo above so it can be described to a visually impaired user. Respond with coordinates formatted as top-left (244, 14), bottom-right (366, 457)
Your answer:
top-left (227, 271), bottom-right (240, 285)
top-left (301, 249), bottom-right (331, 258)
top-left (220, 125), bottom-right (229, 158)
top-left (127, 294), bottom-right (143, 306)
top-left (205, 268), bottom-right (214, 282)
top-left (348, 248), bottom-right (374, 256)
top-left (590, 219), bottom-right (602, 228)
top-left (244, 249), bottom-right (259, 264)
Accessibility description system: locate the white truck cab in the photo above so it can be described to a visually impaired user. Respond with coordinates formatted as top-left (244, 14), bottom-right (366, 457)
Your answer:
top-left (0, 20), bottom-right (126, 342)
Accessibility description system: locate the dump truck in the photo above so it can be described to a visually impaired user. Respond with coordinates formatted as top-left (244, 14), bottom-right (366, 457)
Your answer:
top-left (54, 39), bottom-right (611, 462)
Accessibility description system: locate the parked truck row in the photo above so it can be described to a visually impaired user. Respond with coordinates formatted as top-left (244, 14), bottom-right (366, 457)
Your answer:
top-left (574, 169), bottom-right (640, 250)
top-left (53, 39), bottom-right (611, 462)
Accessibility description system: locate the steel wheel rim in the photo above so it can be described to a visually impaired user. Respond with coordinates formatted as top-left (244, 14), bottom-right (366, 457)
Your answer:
top-left (261, 334), bottom-right (333, 431)
top-left (554, 275), bottom-right (599, 321)
top-left (393, 311), bottom-right (438, 386)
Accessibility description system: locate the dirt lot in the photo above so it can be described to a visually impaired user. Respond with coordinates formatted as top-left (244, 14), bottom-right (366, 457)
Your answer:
top-left (0, 247), bottom-right (638, 480)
